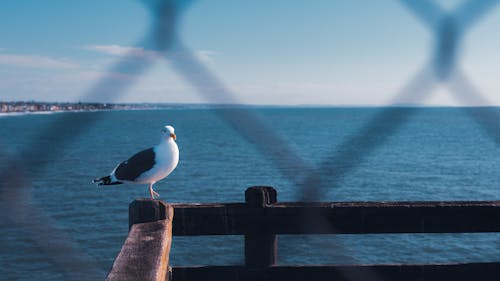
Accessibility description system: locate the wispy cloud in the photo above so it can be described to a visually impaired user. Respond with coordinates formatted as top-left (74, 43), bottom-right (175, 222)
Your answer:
top-left (84, 44), bottom-right (217, 65)
top-left (83, 45), bottom-right (163, 60)
top-left (0, 54), bottom-right (79, 69)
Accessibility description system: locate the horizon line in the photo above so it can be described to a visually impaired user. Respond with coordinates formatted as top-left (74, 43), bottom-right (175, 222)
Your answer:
top-left (3, 100), bottom-right (500, 108)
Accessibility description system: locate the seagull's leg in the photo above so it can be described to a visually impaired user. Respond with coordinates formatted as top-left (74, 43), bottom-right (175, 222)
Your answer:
top-left (152, 184), bottom-right (160, 198)
top-left (149, 183), bottom-right (160, 199)
top-left (149, 183), bottom-right (155, 199)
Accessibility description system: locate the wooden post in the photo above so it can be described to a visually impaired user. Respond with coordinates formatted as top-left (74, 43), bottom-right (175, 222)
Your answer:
top-left (244, 186), bottom-right (277, 268)
top-left (107, 199), bottom-right (174, 281)
top-left (129, 199), bottom-right (168, 229)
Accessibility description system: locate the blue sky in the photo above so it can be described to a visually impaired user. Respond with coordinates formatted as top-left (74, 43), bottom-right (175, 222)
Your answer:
top-left (1, 0), bottom-right (499, 105)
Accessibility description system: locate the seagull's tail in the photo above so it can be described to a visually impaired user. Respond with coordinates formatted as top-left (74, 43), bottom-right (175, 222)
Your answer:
top-left (92, 175), bottom-right (123, 186)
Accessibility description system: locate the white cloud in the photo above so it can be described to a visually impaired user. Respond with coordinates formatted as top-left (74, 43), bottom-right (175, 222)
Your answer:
top-left (0, 54), bottom-right (79, 69)
top-left (84, 44), bottom-right (217, 65)
top-left (80, 70), bottom-right (135, 80)
top-left (84, 45), bottom-right (163, 60)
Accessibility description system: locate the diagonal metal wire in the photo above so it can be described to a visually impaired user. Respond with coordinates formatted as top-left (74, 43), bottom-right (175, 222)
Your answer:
top-left (402, 0), bottom-right (498, 80)
top-left (402, 0), bottom-right (500, 148)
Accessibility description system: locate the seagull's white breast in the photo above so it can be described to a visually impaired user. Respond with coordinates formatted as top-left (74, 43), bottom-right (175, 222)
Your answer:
top-left (134, 139), bottom-right (179, 184)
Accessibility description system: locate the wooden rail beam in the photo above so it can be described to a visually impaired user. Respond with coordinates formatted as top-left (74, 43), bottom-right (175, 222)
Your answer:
top-left (106, 199), bottom-right (174, 281)
top-left (172, 262), bottom-right (500, 281)
top-left (172, 200), bottom-right (500, 235)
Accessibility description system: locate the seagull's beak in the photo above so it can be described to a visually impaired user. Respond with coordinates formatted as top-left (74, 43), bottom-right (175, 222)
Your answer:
top-left (170, 133), bottom-right (176, 140)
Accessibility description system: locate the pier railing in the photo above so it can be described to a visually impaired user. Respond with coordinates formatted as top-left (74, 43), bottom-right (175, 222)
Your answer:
top-left (107, 186), bottom-right (500, 281)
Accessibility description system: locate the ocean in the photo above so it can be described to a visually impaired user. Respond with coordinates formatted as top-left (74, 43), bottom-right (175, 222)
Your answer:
top-left (0, 107), bottom-right (499, 280)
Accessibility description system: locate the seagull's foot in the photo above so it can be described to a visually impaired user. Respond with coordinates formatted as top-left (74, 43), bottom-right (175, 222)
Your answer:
top-left (149, 184), bottom-right (160, 199)
top-left (153, 190), bottom-right (160, 198)
top-left (149, 189), bottom-right (161, 199)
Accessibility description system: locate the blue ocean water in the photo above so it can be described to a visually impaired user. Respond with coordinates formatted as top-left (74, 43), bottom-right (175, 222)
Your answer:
top-left (0, 107), bottom-right (499, 280)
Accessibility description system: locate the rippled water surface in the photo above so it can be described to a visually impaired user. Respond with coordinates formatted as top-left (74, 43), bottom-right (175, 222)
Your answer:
top-left (1, 108), bottom-right (499, 280)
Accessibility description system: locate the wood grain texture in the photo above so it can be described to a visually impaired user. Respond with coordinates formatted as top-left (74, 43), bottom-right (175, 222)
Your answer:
top-left (107, 202), bottom-right (174, 281)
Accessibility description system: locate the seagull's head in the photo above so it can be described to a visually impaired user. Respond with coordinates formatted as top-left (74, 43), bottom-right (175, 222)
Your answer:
top-left (161, 125), bottom-right (176, 141)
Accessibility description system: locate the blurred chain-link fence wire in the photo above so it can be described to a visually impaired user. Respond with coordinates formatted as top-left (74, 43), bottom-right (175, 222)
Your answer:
top-left (1, 0), bottom-right (500, 280)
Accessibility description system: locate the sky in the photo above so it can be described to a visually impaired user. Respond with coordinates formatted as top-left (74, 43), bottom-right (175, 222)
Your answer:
top-left (1, 0), bottom-right (500, 106)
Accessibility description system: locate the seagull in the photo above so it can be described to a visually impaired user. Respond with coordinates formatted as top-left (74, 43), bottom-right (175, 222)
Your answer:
top-left (93, 125), bottom-right (179, 199)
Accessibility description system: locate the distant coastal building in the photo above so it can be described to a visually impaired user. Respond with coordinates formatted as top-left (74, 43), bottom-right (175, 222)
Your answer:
top-left (0, 101), bottom-right (202, 114)
top-left (0, 101), bottom-right (139, 113)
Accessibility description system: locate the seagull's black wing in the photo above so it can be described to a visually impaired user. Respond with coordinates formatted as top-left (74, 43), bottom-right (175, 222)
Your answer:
top-left (114, 147), bottom-right (156, 181)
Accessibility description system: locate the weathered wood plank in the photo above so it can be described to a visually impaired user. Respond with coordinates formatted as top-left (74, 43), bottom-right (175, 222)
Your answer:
top-left (172, 201), bottom-right (500, 235)
top-left (107, 201), bottom-right (174, 281)
top-left (172, 262), bottom-right (500, 281)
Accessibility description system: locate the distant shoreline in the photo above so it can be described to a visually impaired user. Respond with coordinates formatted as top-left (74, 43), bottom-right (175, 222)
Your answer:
top-left (1, 101), bottom-right (498, 115)
top-left (0, 101), bottom-right (156, 114)
top-left (0, 101), bottom-right (269, 114)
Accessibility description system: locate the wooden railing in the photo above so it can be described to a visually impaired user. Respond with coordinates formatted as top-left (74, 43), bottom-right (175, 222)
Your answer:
top-left (107, 186), bottom-right (500, 281)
